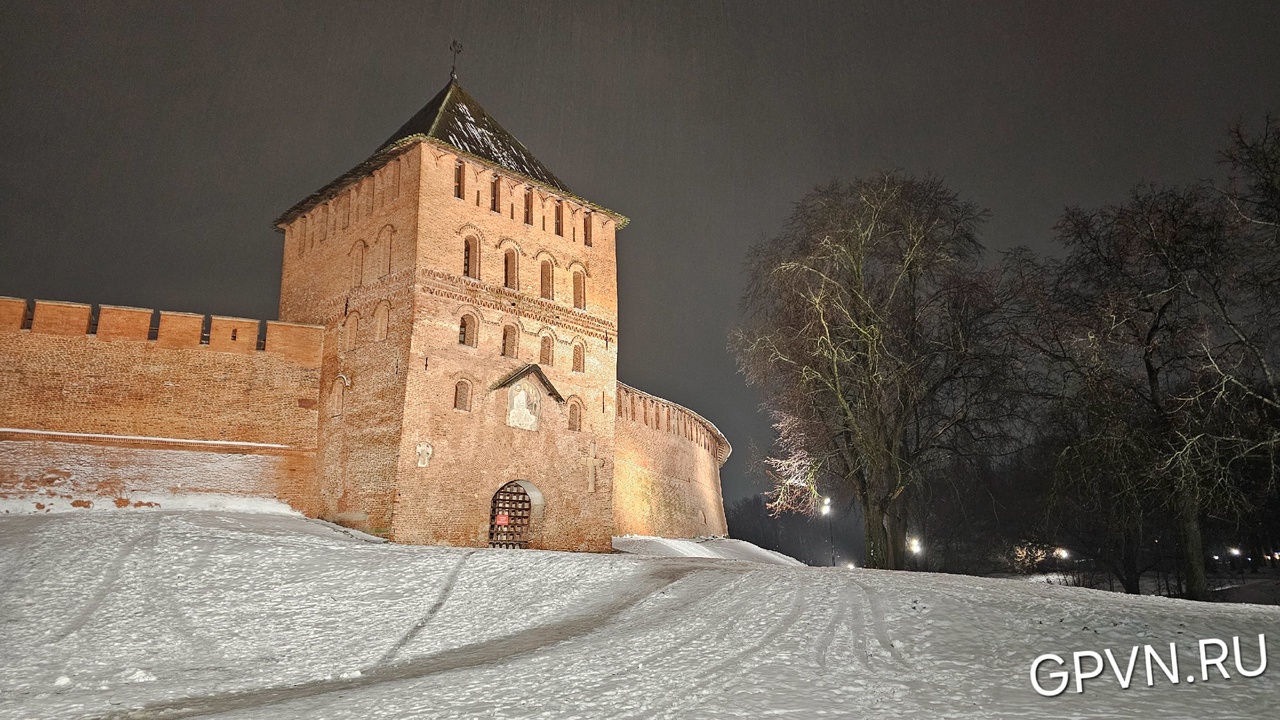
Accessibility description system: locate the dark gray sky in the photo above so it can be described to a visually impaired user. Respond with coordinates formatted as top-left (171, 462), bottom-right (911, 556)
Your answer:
top-left (3, 1), bottom-right (1279, 502)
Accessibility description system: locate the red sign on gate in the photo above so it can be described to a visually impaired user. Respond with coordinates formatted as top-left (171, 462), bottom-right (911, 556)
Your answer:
top-left (495, 514), bottom-right (510, 526)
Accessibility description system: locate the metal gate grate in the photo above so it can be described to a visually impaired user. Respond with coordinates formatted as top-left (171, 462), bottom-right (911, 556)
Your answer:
top-left (488, 481), bottom-right (532, 549)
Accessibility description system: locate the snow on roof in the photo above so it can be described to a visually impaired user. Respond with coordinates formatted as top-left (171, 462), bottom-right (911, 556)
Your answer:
top-left (275, 77), bottom-right (628, 230)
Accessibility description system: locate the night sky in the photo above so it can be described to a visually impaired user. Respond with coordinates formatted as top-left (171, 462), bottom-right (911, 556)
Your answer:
top-left (3, 2), bottom-right (1279, 502)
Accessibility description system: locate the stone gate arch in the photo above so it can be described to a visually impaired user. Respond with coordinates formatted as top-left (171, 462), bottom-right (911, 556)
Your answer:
top-left (487, 480), bottom-right (544, 549)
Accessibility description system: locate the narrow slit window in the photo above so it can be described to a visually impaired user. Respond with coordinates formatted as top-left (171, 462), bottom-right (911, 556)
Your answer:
top-left (502, 325), bottom-right (518, 358)
top-left (373, 302), bottom-right (389, 342)
top-left (344, 312), bottom-right (360, 350)
top-left (539, 335), bottom-right (554, 365)
top-left (572, 343), bottom-right (584, 373)
top-left (569, 402), bottom-right (582, 432)
top-left (454, 162), bottom-right (465, 199)
top-left (572, 271), bottom-right (585, 309)
top-left (584, 212), bottom-right (593, 247)
top-left (504, 249), bottom-right (518, 289)
top-left (540, 260), bottom-right (553, 300)
top-left (524, 188), bottom-right (533, 225)
top-left (554, 201), bottom-right (563, 236)
top-left (454, 381), bottom-right (471, 411)
top-left (463, 237), bottom-right (479, 279)
top-left (458, 315), bottom-right (477, 347)
top-left (490, 175), bottom-right (501, 212)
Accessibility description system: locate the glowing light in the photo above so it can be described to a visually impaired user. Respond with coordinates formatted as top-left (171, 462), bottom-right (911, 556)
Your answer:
top-left (821, 505), bottom-right (830, 515)
top-left (846, 563), bottom-right (856, 569)
top-left (908, 537), bottom-right (923, 555)
top-left (1055, 548), bottom-right (1070, 560)
top-left (1213, 555), bottom-right (1220, 561)
top-left (1229, 548), bottom-right (1241, 556)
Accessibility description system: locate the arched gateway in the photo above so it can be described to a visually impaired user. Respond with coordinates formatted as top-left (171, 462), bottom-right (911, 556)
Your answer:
top-left (488, 481), bottom-right (543, 548)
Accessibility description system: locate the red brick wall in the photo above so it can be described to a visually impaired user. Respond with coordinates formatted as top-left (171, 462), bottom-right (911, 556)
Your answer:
top-left (0, 297), bottom-right (323, 513)
top-left (613, 383), bottom-right (730, 538)
top-left (277, 147), bottom-right (421, 535)
top-left (389, 143), bottom-right (620, 552)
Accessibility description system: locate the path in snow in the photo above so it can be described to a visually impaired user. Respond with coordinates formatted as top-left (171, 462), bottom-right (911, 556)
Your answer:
top-left (2, 510), bottom-right (1278, 719)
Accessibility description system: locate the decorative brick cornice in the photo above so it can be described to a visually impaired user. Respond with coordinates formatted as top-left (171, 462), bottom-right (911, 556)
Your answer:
top-left (416, 267), bottom-right (617, 342)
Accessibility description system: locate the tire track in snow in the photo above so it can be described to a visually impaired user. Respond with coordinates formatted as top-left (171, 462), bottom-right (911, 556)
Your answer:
top-left (49, 515), bottom-right (160, 643)
top-left (378, 550), bottom-right (475, 664)
top-left (96, 560), bottom-right (710, 720)
top-left (813, 576), bottom-right (851, 668)
top-left (544, 566), bottom-right (758, 713)
top-left (648, 574), bottom-right (811, 718)
top-left (848, 576), bottom-right (908, 667)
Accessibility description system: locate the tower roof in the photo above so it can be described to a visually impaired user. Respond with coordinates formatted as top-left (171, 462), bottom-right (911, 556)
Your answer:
top-left (275, 76), bottom-right (627, 229)
top-left (375, 79), bottom-right (570, 193)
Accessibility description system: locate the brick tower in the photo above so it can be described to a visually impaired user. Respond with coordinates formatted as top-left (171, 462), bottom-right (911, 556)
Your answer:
top-left (273, 77), bottom-right (625, 551)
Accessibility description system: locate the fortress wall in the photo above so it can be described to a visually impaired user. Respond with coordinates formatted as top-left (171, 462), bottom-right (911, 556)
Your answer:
top-left (0, 297), bottom-right (324, 514)
top-left (613, 383), bottom-right (730, 539)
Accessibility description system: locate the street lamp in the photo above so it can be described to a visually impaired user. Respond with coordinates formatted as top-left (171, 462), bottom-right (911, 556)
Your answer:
top-left (1229, 548), bottom-right (1241, 556)
top-left (822, 497), bottom-right (834, 566)
top-left (1055, 548), bottom-right (1070, 560)
top-left (908, 537), bottom-right (923, 555)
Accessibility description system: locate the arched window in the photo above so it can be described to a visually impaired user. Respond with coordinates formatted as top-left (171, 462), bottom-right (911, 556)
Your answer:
top-left (458, 314), bottom-right (477, 347)
top-left (373, 301), bottom-right (390, 342)
top-left (539, 335), bottom-right (554, 365)
top-left (540, 260), bottom-right (553, 300)
top-left (372, 224), bottom-right (394, 279)
top-left (343, 312), bottom-right (360, 351)
top-left (572, 270), bottom-right (585, 309)
top-left (463, 236), bottom-right (480, 280)
top-left (568, 401), bottom-right (582, 432)
top-left (349, 241), bottom-right (365, 289)
top-left (504, 249), bottom-right (518, 289)
top-left (454, 380), bottom-right (471, 411)
top-left (572, 343), bottom-right (584, 372)
top-left (502, 325), bottom-right (518, 358)
top-left (490, 175), bottom-right (501, 212)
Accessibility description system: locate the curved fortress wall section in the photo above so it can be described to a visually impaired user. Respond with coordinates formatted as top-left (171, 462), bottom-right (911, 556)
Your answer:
top-left (613, 383), bottom-right (730, 539)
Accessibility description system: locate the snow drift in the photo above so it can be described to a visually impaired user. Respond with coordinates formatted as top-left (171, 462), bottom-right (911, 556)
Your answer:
top-left (1, 510), bottom-right (1277, 719)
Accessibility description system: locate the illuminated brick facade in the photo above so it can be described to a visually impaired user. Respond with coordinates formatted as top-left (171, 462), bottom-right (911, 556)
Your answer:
top-left (0, 78), bottom-right (729, 550)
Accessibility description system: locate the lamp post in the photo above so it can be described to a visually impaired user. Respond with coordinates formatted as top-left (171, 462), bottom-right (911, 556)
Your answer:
top-left (822, 497), bottom-right (833, 566)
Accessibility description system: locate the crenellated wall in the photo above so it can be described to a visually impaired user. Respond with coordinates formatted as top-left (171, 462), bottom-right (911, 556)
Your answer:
top-left (0, 297), bottom-right (324, 514)
top-left (0, 95), bottom-right (733, 550)
top-left (613, 383), bottom-right (730, 539)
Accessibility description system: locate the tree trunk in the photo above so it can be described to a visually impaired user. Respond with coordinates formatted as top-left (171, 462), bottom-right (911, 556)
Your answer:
top-left (1177, 487), bottom-right (1209, 601)
top-left (886, 504), bottom-right (907, 571)
top-left (864, 494), bottom-right (908, 570)
top-left (864, 499), bottom-right (892, 569)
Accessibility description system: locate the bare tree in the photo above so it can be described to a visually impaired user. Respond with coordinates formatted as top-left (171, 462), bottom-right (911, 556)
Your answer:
top-left (1024, 183), bottom-right (1272, 600)
top-left (733, 173), bottom-right (1013, 569)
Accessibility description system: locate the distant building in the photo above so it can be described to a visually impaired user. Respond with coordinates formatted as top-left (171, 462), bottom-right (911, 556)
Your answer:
top-left (0, 76), bottom-right (730, 551)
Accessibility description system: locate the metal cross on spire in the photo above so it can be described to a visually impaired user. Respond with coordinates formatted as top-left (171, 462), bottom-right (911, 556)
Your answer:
top-left (449, 40), bottom-right (463, 80)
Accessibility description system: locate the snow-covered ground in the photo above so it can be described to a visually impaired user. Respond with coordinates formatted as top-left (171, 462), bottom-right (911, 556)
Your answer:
top-left (2, 509), bottom-right (1278, 719)
top-left (613, 535), bottom-right (803, 566)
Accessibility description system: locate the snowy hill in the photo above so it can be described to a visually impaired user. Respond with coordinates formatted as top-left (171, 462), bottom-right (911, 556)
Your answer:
top-left (2, 510), bottom-right (1278, 719)
top-left (612, 535), bottom-right (804, 566)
